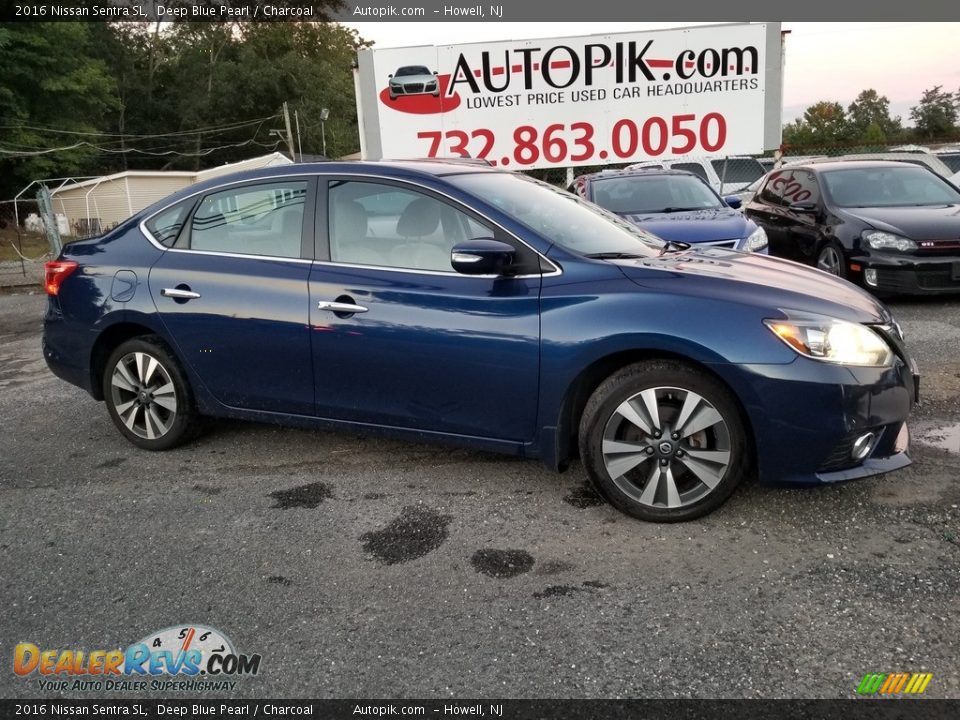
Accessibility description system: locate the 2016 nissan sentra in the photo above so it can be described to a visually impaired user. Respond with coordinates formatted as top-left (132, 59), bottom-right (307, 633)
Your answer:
top-left (42, 160), bottom-right (919, 522)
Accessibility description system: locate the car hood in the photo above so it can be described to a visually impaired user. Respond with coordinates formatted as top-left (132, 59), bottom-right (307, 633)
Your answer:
top-left (619, 207), bottom-right (753, 243)
top-left (843, 204), bottom-right (960, 240)
top-left (613, 247), bottom-right (891, 324)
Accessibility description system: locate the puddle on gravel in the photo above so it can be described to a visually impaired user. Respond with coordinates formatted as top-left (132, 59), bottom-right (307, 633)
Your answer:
top-left (471, 549), bottom-right (535, 578)
top-left (269, 481), bottom-right (333, 509)
top-left (915, 422), bottom-right (960, 454)
top-left (360, 505), bottom-right (453, 565)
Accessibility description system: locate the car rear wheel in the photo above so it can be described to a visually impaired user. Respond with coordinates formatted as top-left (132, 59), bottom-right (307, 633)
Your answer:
top-left (103, 336), bottom-right (199, 451)
top-left (816, 242), bottom-right (845, 278)
top-left (579, 361), bottom-right (750, 522)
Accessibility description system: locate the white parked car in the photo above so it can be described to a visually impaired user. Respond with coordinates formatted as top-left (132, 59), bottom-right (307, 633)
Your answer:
top-left (625, 156), bottom-right (766, 196)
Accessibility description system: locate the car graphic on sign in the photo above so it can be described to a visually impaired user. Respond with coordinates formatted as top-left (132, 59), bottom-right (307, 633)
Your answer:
top-left (388, 65), bottom-right (440, 100)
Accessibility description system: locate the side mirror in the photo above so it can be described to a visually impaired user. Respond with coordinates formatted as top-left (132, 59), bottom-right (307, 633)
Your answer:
top-left (790, 201), bottom-right (818, 214)
top-left (388, 74), bottom-right (393, 79)
top-left (451, 239), bottom-right (516, 276)
top-left (723, 196), bottom-right (742, 209)
top-left (433, 70), bottom-right (439, 75)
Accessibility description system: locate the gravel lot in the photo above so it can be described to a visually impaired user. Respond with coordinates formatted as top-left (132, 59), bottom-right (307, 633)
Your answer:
top-left (1, 290), bottom-right (957, 699)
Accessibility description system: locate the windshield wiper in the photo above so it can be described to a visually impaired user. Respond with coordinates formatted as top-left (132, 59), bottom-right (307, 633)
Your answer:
top-left (584, 252), bottom-right (646, 259)
top-left (661, 206), bottom-right (710, 213)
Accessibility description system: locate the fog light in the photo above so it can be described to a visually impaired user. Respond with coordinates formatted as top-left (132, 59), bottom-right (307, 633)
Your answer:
top-left (851, 432), bottom-right (877, 462)
top-left (864, 268), bottom-right (878, 287)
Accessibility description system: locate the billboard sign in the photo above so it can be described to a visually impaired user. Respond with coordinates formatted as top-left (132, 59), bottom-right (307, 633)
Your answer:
top-left (355, 23), bottom-right (783, 170)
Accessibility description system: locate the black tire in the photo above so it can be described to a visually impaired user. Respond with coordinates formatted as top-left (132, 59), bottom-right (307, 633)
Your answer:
top-left (103, 335), bottom-right (199, 451)
top-left (815, 241), bottom-right (846, 279)
top-left (578, 360), bottom-right (750, 522)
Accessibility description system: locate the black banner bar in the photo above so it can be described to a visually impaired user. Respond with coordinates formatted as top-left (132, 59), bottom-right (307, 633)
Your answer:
top-left (2, 0), bottom-right (959, 22)
top-left (2, 699), bottom-right (959, 720)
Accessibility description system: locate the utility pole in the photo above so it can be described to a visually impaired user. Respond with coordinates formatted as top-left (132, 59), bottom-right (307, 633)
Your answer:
top-left (282, 102), bottom-right (295, 161)
top-left (294, 110), bottom-right (303, 162)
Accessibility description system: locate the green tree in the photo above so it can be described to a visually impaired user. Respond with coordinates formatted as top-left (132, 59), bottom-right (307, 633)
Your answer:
top-left (782, 101), bottom-right (851, 147)
top-left (909, 85), bottom-right (958, 138)
top-left (0, 23), bottom-right (116, 200)
top-left (847, 89), bottom-right (902, 141)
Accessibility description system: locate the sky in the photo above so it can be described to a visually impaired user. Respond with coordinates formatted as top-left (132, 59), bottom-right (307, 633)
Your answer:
top-left (342, 21), bottom-right (960, 126)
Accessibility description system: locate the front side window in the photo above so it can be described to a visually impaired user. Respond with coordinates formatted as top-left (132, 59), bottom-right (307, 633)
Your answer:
top-left (671, 163), bottom-right (709, 182)
top-left (757, 171), bottom-right (787, 206)
top-left (189, 181), bottom-right (307, 258)
top-left (328, 180), bottom-right (501, 273)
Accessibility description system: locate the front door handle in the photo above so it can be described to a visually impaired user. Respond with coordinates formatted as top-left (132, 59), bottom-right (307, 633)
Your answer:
top-left (161, 287), bottom-right (201, 300)
top-left (317, 300), bottom-right (368, 314)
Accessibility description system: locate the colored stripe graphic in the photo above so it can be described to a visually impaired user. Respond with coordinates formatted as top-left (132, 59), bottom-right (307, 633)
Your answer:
top-left (857, 672), bottom-right (933, 695)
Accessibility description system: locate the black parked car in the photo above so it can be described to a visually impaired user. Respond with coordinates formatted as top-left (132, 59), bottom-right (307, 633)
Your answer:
top-left (745, 161), bottom-right (960, 295)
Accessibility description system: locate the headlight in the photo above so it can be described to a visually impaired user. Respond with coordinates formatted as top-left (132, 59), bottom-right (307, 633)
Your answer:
top-left (741, 226), bottom-right (768, 252)
top-left (862, 230), bottom-right (916, 252)
top-left (764, 317), bottom-right (893, 366)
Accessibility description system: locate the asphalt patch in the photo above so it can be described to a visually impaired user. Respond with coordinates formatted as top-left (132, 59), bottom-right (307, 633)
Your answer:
top-left (267, 576), bottom-right (292, 586)
top-left (533, 584), bottom-right (584, 599)
top-left (470, 549), bottom-right (535, 578)
top-left (360, 505), bottom-right (453, 565)
top-left (269, 481), bottom-right (333, 509)
top-left (563, 484), bottom-right (605, 508)
top-left (96, 458), bottom-right (126, 470)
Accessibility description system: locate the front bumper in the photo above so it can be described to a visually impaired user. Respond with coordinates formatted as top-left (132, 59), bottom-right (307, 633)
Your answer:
top-left (717, 334), bottom-right (918, 487)
top-left (849, 251), bottom-right (960, 294)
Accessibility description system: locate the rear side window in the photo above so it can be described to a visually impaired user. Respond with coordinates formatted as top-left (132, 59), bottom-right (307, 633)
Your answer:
top-left (145, 200), bottom-right (192, 247)
top-left (189, 181), bottom-right (307, 258)
top-left (671, 163), bottom-right (709, 182)
top-left (711, 158), bottom-right (765, 184)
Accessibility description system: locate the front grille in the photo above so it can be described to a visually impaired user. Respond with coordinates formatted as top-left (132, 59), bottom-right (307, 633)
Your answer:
top-left (403, 83), bottom-right (425, 93)
top-left (818, 434), bottom-right (859, 472)
top-left (699, 239), bottom-right (738, 249)
top-left (873, 268), bottom-right (960, 292)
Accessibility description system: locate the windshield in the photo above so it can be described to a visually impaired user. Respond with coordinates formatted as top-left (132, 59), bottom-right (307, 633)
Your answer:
top-left (590, 174), bottom-right (723, 214)
top-left (821, 166), bottom-right (960, 208)
top-left (450, 173), bottom-right (666, 257)
top-left (396, 66), bottom-right (430, 76)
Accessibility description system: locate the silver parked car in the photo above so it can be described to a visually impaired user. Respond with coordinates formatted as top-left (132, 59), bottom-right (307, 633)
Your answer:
top-left (388, 65), bottom-right (440, 100)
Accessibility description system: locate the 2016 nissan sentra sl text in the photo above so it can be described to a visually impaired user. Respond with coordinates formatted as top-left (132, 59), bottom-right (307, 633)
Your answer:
top-left (42, 160), bottom-right (919, 522)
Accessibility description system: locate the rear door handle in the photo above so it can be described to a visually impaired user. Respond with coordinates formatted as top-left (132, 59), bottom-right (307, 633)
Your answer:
top-left (317, 301), bottom-right (368, 314)
top-left (161, 288), bottom-right (201, 300)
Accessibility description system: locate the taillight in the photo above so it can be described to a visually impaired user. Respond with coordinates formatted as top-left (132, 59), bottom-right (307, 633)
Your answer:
top-left (44, 260), bottom-right (78, 296)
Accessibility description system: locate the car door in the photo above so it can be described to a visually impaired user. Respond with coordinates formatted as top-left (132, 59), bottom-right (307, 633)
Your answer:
top-left (307, 177), bottom-right (542, 441)
top-left (147, 177), bottom-right (316, 415)
top-left (778, 169), bottom-right (827, 266)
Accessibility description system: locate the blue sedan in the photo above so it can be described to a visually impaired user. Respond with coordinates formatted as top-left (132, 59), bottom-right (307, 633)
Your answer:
top-left (42, 160), bottom-right (918, 522)
top-left (572, 168), bottom-right (769, 252)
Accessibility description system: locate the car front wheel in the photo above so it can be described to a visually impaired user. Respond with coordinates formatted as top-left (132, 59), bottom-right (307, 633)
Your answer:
top-left (579, 361), bottom-right (750, 522)
top-left (103, 335), bottom-right (199, 451)
top-left (816, 242), bottom-right (846, 278)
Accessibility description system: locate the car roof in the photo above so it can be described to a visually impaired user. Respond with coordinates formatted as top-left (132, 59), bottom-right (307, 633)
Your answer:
top-left (786, 159), bottom-right (941, 173)
top-left (581, 168), bottom-right (704, 182)
top-left (133, 159), bottom-right (504, 221)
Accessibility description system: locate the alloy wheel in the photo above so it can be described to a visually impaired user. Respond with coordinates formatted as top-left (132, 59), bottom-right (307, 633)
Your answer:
top-left (600, 386), bottom-right (731, 510)
top-left (817, 246), bottom-right (842, 275)
top-left (109, 351), bottom-right (178, 441)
